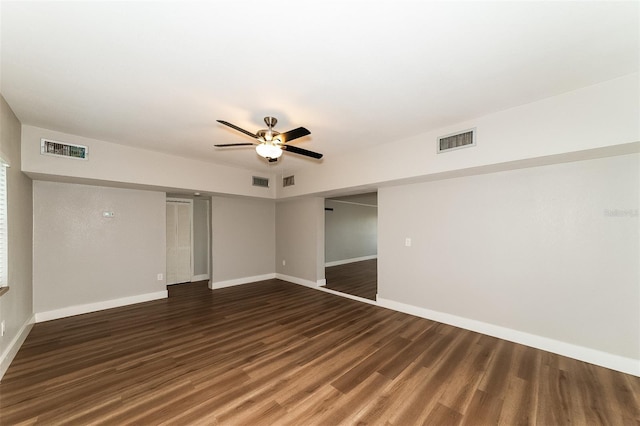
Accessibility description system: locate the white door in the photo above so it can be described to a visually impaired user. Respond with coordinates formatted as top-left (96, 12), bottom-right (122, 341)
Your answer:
top-left (166, 200), bottom-right (193, 285)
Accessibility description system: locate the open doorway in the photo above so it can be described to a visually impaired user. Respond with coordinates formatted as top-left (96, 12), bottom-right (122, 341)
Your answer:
top-left (324, 192), bottom-right (377, 300)
top-left (166, 195), bottom-right (210, 287)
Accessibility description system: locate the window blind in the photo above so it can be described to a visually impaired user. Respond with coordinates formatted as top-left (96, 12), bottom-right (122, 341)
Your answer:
top-left (0, 159), bottom-right (8, 287)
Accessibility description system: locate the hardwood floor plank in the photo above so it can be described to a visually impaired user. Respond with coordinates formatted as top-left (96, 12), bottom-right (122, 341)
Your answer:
top-left (437, 338), bottom-right (493, 415)
top-left (377, 322), bottom-right (438, 379)
top-left (499, 375), bottom-right (536, 425)
top-left (497, 344), bottom-right (540, 425)
top-left (325, 259), bottom-right (377, 300)
top-left (330, 335), bottom-right (410, 394)
top-left (1, 279), bottom-right (638, 425)
top-left (317, 372), bottom-right (390, 425)
top-left (566, 360), bottom-right (626, 425)
top-left (389, 330), bottom-right (478, 425)
top-left (536, 364), bottom-right (573, 425)
top-left (423, 402), bottom-right (464, 426)
top-left (352, 359), bottom-right (434, 424)
top-left (478, 338), bottom-right (515, 397)
top-left (608, 366), bottom-right (640, 423)
top-left (461, 389), bottom-right (504, 425)
top-left (279, 384), bottom-right (343, 426)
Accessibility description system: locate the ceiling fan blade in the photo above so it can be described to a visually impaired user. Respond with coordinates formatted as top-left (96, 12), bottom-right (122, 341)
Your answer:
top-left (278, 127), bottom-right (311, 143)
top-left (217, 120), bottom-right (258, 139)
top-left (214, 143), bottom-right (255, 147)
top-left (282, 144), bottom-right (323, 159)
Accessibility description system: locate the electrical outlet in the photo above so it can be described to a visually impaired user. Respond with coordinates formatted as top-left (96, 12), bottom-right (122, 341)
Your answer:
top-left (157, 273), bottom-right (163, 281)
top-left (1, 320), bottom-right (5, 337)
top-left (282, 260), bottom-right (286, 266)
top-left (405, 238), bottom-right (412, 247)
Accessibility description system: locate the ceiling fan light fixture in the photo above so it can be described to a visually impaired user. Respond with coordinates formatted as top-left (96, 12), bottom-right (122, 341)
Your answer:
top-left (256, 143), bottom-right (283, 159)
top-left (216, 117), bottom-right (320, 160)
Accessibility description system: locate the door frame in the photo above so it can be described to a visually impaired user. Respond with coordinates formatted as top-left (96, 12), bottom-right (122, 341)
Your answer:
top-left (191, 198), bottom-right (211, 282)
top-left (166, 198), bottom-right (194, 284)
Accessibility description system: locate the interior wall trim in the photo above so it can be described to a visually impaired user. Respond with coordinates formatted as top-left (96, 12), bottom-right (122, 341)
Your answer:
top-left (191, 274), bottom-right (210, 282)
top-left (0, 314), bottom-right (35, 381)
top-left (274, 273), bottom-right (320, 288)
top-left (316, 286), bottom-right (378, 307)
top-left (377, 297), bottom-right (640, 377)
top-left (34, 291), bottom-right (168, 323)
top-left (325, 255), bottom-right (378, 268)
top-left (210, 273), bottom-right (276, 290)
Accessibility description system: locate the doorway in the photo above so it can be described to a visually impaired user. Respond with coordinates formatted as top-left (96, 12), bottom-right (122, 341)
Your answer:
top-left (166, 199), bottom-right (193, 285)
top-left (324, 192), bottom-right (378, 300)
top-left (166, 196), bottom-right (211, 289)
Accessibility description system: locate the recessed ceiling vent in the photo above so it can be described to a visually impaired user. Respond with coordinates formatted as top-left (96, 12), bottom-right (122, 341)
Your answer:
top-left (41, 138), bottom-right (88, 160)
top-left (283, 175), bottom-right (295, 187)
top-left (252, 176), bottom-right (270, 188)
top-left (437, 129), bottom-right (476, 153)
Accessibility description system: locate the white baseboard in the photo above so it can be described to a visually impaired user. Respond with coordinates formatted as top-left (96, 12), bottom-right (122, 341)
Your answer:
top-left (317, 279), bottom-right (327, 287)
top-left (210, 273), bottom-right (276, 290)
top-left (191, 274), bottom-right (210, 282)
top-left (35, 291), bottom-right (168, 323)
top-left (316, 286), bottom-right (378, 306)
top-left (377, 297), bottom-right (640, 377)
top-left (325, 255), bottom-right (377, 268)
top-left (0, 314), bottom-right (35, 381)
top-left (275, 273), bottom-right (320, 288)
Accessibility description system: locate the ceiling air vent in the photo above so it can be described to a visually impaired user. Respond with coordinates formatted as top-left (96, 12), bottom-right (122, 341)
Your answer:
top-left (252, 176), bottom-right (269, 188)
top-left (437, 128), bottom-right (475, 153)
top-left (41, 139), bottom-right (89, 160)
top-left (283, 175), bottom-right (295, 187)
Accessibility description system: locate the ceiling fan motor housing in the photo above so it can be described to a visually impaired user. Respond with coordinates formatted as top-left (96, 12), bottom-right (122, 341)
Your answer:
top-left (257, 129), bottom-right (281, 142)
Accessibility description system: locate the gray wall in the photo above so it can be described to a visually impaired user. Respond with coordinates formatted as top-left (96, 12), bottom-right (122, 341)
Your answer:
top-left (193, 198), bottom-right (210, 278)
top-left (0, 95), bottom-right (33, 372)
top-left (325, 199), bottom-right (377, 264)
top-left (211, 196), bottom-right (275, 283)
top-left (276, 198), bottom-right (325, 284)
top-left (378, 153), bottom-right (639, 360)
top-left (33, 181), bottom-right (166, 313)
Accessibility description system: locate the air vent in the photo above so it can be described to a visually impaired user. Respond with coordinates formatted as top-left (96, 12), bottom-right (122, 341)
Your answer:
top-left (41, 139), bottom-right (88, 160)
top-left (252, 176), bottom-right (269, 188)
top-left (283, 175), bottom-right (295, 187)
top-left (437, 129), bottom-right (475, 153)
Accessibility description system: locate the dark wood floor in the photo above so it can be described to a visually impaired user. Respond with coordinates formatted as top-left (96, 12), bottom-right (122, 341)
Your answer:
top-left (325, 259), bottom-right (377, 300)
top-left (1, 279), bottom-right (638, 425)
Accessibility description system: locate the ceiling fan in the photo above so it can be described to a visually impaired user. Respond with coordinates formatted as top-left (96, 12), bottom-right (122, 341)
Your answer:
top-left (215, 117), bottom-right (322, 163)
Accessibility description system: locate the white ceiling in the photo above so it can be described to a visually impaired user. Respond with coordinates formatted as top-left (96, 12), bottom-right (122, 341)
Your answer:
top-left (1, 1), bottom-right (638, 174)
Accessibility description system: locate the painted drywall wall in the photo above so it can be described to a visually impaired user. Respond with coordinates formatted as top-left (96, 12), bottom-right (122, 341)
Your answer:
top-left (276, 197), bottom-right (325, 285)
top-left (21, 125), bottom-right (276, 199)
top-left (33, 181), bottom-right (166, 314)
top-left (278, 73), bottom-right (639, 198)
top-left (0, 95), bottom-right (33, 377)
top-left (325, 199), bottom-right (377, 264)
top-left (210, 196), bottom-right (275, 284)
top-left (378, 153), bottom-right (639, 363)
top-left (193, 198), bottom-right (210, 278)
top-left (17, 75), bottom-right (638, 203)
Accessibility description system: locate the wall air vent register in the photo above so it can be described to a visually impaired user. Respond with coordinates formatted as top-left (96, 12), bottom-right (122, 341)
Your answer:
top-left (252, 176), bottom-right (270, 188)
top-left (41, 139), bottom-right (88, 160)
top-left (437, 129), bottom-right (476, 153)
